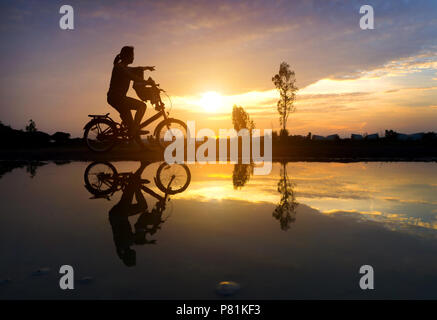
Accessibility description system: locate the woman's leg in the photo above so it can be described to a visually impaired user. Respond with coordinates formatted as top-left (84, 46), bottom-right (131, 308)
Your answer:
top-left (108, 95), bottom-right (147, 149)
top-left (108, 96), bottom-right (134, 129)
top-left (123, 97), bottom-right (147, 149)
top-left (119, 109), bottom-right (134, 130)
top-left (124, 96), bottom-right (146, 127)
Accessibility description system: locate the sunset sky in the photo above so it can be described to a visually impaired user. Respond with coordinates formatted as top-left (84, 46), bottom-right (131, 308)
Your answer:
top-left (0, 0), bottom-right (436, 137)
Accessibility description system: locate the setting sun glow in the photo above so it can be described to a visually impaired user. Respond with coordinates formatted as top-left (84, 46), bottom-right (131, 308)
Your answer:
top-left (199, 91), bottom-right (223, 113)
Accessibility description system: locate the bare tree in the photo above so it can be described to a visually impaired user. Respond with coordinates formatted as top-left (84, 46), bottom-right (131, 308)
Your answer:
top-left (272, 62), bottom-right (298, 136)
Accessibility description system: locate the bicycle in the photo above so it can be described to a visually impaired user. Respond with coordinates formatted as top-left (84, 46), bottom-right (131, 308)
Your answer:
top-left (84, 161), bottom-right (191, 250)
top-left (83, 77), bottom-right (187, 152)
top-left (84, 161), bottom-right (191, 198)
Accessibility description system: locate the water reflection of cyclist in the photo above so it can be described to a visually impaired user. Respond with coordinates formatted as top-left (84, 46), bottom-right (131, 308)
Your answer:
top-left (107, 46), bottom-right (155, 148)
top-left (134, 206), bottom-right (165, 245)
top-left (108, 161), bottom-right (148, 267)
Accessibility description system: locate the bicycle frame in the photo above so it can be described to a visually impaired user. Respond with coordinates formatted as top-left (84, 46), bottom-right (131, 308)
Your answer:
top-left (143, 173), bottom-right (174, 203)
top-left (141, 184), bottom-right (166, 203)
top-left (138, 108), bottom-right (167, 130)
top-left (98, 170), bottom-right (167, 203)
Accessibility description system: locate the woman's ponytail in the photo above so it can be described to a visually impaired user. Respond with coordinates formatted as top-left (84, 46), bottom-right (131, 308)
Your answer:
top-left (113, 53), bottom-right (121, 65)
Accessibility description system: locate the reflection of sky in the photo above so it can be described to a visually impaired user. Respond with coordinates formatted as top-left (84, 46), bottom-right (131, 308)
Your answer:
top-left (1, 161), bottom-right (437, 298)
top-left (172, 162), bottom-right (437, 234)
top-left (1, 160), bottom-right (436, 234)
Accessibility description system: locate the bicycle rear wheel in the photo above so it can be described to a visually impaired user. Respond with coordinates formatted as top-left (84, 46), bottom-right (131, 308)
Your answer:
top-left (84, 119), bottom-right (117, 152)
top-left (84, 161), bottom-right (118, 195)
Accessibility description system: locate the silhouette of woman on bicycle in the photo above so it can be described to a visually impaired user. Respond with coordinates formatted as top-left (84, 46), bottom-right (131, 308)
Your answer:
top-left (84, 46), bottom-right (187, 152)
top-left (107, 46), bottom-right (155, 147)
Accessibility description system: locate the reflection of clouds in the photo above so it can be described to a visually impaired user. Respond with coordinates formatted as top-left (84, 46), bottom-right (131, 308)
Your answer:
top-left (297, 191), bottom-right (370, 200)
top-left (293, 175), bottom-right (374, 200)
top-left (180, 177), bottom-right (278, 203)
top-left (206, 173), bottom-right (232, 179)
top-left (318, 208), bottom-right (437, 237)
top-left (382, 196), bottom-right (437, 206)
top-left (177, 162), bottom-right (437, 235)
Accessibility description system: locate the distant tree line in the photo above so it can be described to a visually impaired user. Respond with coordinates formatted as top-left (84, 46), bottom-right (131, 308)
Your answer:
top-left (0, 119), bottom-right (81, 148)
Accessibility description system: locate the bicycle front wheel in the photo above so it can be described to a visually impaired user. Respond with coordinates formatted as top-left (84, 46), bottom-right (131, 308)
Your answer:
top-left (154, 118), bottom-right (187, 150)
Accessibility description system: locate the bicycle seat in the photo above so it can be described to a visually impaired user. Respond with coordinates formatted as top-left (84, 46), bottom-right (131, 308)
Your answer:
top-left (88, 113), bottom-right (110, 118)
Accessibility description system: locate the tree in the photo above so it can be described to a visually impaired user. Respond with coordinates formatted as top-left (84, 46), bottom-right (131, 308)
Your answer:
top-left (272, 62), bottom-right (298, 136)
top-left (51, 131), bottom-right (71, 143)
top-left (385, 129), bottom-right (398, 140)
top-left (232, 105), bottom-right (255, 132)
top-left (25, 119), bottom-right (37, 133)
top-left (231, 106), bottom-right (255, 183)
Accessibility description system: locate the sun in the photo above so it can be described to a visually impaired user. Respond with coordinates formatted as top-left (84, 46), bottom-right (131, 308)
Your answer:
top-left (199, 91), bottom-right (223, 113)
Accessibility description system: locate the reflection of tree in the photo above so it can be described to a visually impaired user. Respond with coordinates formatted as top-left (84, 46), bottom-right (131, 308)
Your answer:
top-left (273, 162), bottom-right (298, 230)
top-left (232, 163), bottom-right (253, 189)
top-left (0, 161), bottom-right (46, 180)
top-left (26, 163), bottom-right (39, 178)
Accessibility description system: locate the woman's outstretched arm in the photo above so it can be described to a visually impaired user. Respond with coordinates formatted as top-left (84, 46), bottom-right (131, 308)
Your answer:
top-left (115, 64), bottom-right (145, 82)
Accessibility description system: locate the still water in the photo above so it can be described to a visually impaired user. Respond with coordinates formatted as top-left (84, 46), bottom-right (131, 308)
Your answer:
top-left (1, 161), bottom-right (436, 299)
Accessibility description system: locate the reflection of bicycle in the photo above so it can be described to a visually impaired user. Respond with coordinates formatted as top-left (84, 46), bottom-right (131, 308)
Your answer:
top-left (84, 161), bottom-right (191, 198)
top-left (83, 78), bottom-right (187, 152)
top-left (84, 161), bottom-right (191, 266)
